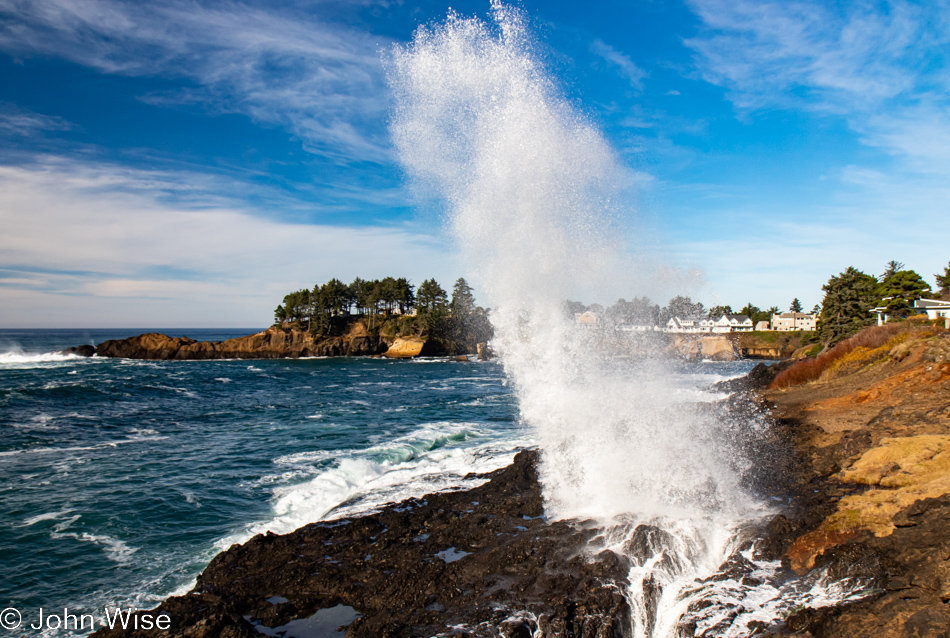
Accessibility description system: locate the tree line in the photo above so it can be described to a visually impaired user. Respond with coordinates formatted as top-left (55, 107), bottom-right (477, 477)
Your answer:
top-left (564, 296), bottom-right (809, 328)
top-left (273, 276), bottom-right (492, 348)
top-left (563, 260), bottom-right (950, 345)
top-left (818, 260), bottom-right (949, 344)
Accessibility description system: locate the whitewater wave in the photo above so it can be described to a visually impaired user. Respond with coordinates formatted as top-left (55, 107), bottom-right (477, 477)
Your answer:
top-left (216, 422), bottom-right (531, 549)
top-left (0, 349), bottom-right (87, 369)
top-left (47, 515), bottom-right (139, 564)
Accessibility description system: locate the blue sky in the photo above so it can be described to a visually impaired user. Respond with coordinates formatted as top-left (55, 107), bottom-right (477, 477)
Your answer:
top-left (0, 0), bottom-right (947, 327)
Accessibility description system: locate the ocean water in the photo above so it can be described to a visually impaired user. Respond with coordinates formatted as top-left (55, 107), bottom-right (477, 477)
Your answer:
top-left (0, 329), bottom-right (757, 636)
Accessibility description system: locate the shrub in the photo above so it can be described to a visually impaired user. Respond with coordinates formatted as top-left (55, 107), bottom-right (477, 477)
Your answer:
top-left (770, 323), bottom-right (908, 389)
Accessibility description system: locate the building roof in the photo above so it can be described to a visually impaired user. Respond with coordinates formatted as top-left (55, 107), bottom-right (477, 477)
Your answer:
top-left (774, 312), bottom-right (817, 319)
top-left (915, 299), bottom-right (950, 309)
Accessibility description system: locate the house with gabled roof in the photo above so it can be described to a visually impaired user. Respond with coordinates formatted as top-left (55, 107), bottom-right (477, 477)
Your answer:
top-left (711, 314), bottom-right (753, 333)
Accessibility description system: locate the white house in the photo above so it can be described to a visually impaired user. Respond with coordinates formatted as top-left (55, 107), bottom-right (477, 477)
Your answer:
top-left (771, 312), bottom-right (818, 331)
top-left (665, 317), bottom-right (704, 333)
top-left (755, 320), bottom-right (770, 331)
top-left (914, 298), bottom-right (950, 320)
top-left (711, 314), bottom-right (753, 333)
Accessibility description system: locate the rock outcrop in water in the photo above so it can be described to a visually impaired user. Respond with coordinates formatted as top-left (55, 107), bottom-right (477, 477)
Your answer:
top-left (93, 327), bottom-right (387, 359)
top-left (91, 450), bottom-right (631, 638)
top-left (89, 322), bottom-right (459, 360)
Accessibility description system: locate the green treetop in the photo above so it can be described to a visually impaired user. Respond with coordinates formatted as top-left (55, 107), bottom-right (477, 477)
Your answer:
top-left (876, 270), bottom-right (932, 315)
top-left (450, 278), bottom-right (475, 318)
top-left (935, 262), bottom-right (950, 297)
top-left (881, 260), bottom-right (905, 280)
top-left (416, 278), bottom-right (448, 315)
top-left (819, 267), bottom-right (878, 344)
top-left (789, 298), bottom-right (803, 313)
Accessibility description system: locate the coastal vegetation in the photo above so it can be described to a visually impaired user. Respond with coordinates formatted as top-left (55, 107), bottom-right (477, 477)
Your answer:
top-left (819, 262), bottom-right (940, 345)
top-left (770, 318), bottom-right (939, 389)
top-left (272, 276), bottom-right (492, 355)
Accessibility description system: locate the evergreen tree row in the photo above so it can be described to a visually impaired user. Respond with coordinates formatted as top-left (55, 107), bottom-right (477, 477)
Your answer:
top-left (818, 261), bottom-right (949, 344)
top-left (273, 277), bottom-right (492, 350)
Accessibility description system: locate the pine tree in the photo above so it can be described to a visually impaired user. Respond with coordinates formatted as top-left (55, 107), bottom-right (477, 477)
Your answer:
top-left (450, 278), bottom-right (475, 318)
top-left (789, 298), bottom-right (803, 313)
top-left (819, 267), bottom-right (878, 344)
top-left (935, 262), bottom-right (950, 297)
top-left (416, 278), bottom-right (448, 315)
top-left (659, 296), bottom-right (705, 323)
top-left (877, 270), bottom-right (931, 315)
top-left (882, 260), bottom-right (905, 280)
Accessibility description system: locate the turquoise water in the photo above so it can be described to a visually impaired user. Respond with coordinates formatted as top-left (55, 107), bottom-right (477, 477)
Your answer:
top-left (0, 329), bottom-right (758, 636)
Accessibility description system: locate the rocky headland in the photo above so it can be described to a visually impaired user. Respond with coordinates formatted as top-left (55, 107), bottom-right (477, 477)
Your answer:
top-left (77, 321), bottom-right (480, 360)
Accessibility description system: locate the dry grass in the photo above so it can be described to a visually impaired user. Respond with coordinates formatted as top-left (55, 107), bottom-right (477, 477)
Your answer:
top-left (769, 322), bottom-right (934, 389)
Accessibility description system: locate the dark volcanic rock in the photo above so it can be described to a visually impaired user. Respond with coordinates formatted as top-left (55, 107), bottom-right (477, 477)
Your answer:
top-left (61, 344), bottom-right (96, 357)
top-left (92, 450), bottom-right (631, 638)
top-left (713, 361), bottom-right (794, 394)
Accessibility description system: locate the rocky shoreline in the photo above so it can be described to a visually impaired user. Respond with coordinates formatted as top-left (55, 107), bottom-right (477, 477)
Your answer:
top-left (92, 450), bottom-right (631, 638)
top-left (74, 328), bottom-right (766, 363)
top-left (66, 325), bottom-right (458, 360)
top-left (92, 325), bottom-right (950, 637)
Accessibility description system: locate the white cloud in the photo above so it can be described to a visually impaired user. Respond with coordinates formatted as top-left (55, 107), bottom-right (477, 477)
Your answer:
top-left (0, 157), bottom-right (457, 327)
top-left (0, 102), bottom-right (72, 135)
top-left (0, 0), bottom-right (393, 162)
top-left (590, 38), bottom-right (648, 89)
top-left (685, 0), bottom-right (950, 170)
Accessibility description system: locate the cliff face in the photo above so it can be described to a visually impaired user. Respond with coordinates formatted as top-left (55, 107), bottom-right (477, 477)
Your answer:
top-left (667, 334), bottom-right (738, 361)
top-left (757, 327), bottom-right (950, 636)
top-left (95, 324), bottom-right (392, 360)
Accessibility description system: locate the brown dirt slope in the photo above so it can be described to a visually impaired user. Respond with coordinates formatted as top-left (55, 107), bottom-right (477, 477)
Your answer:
top-left (762, 323), bottom-right (950, 637)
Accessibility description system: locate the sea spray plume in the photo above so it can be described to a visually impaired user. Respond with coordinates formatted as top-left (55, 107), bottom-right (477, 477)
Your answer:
top-left (388, 2), bottom-right (754, 524)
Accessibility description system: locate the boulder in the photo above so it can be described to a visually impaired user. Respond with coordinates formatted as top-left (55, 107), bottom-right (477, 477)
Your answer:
top-left (699, 336), bottom-right (736, 361)
top-left (383, 337), bottom-right (425, 358)
top-left (62, 345), bottom-right (96, 357)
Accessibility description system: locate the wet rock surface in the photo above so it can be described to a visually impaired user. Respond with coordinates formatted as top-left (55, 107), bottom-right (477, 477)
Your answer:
top-left (91, 450), bottom-right (631, 638)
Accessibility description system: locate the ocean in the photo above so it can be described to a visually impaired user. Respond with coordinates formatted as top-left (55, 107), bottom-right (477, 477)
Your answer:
top-left (0, 329), bottom-right (758, 636)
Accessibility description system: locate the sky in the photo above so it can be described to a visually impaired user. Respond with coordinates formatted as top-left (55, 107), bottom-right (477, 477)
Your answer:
top-left (0, 0), bottom-right (948, 328)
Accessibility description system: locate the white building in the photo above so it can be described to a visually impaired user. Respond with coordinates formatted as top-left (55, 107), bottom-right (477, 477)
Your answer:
top-left (665, 317), bottom-right (704, 333)
top-left (711, 314), bottom-right (753, 333)
top-left (665, 314), bottom-right (752, 333)
top-left (914, 298), bottom-right (950, 320)
top-left (771, 312), bottom-right (818, 331)
top-left (755, 320), bottom-right (770, 331)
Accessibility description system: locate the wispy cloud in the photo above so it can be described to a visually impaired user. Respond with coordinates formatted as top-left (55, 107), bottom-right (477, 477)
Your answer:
top-left (590, 38), bottom-right (648, 89)
top-left (0, 0), bottom-right (393, 163)
top-left (0, 156), bottom-right (456, 327)
top-left (684, 0), bottom-right (950, 170)
top-left (0, 102), bottom-right (72, 135)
